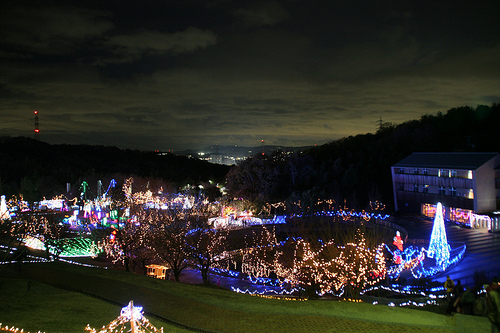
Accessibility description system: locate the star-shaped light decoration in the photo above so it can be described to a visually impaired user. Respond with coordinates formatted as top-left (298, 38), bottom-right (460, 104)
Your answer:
top-left (85, 300), bottom-right (163, 333)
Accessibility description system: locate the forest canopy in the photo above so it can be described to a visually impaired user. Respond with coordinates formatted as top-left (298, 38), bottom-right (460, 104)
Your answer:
top-left (0, 138), bottom-right (229, 201)
top-left (226, 103), bottom-right (500, 212)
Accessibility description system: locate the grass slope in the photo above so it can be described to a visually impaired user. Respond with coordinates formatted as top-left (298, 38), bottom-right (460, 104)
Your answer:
top-left (0, 261), bottom-right (485, 332)
top-left (0, 276), bottom-right (186, 333)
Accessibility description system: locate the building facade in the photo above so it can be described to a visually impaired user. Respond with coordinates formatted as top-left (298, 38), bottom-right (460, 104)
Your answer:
top-left (391, 152), bottom-right (500, 229)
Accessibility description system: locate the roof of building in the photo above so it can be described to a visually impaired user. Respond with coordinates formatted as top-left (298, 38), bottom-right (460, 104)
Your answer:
top-left (393, 152), bottom-right (499, 170)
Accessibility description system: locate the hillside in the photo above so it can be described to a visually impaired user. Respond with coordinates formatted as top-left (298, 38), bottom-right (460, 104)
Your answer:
top-left (226, 103), bottom-right (500, 211)
top-left (2, 103), bottom-right (499, 210)
top-left (304, 104), bottom-right (500, 210)
top-left (1, 261), bottom-right (479, 332)
top-left (0, 136), bottom-right (230, 201)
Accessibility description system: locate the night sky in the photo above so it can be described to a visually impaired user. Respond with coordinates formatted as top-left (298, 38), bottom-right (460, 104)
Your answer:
top-left (1, 1), bottom-right (499, 151)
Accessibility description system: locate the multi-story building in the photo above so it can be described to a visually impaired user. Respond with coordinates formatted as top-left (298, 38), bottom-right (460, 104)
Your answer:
top-left (391, 152), bottom-right (500, 229)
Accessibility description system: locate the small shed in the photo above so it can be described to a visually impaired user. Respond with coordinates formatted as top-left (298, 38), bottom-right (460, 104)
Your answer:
top-left (146, 264), bottom-right (170, 280)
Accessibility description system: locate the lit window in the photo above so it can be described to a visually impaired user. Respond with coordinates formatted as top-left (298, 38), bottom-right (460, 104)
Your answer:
top-left (438, 186), bottom-right (446, 195)
top-left (468, 170), bottom-right (473, 179)
top-left (468, 189), bottom-right (474, 199)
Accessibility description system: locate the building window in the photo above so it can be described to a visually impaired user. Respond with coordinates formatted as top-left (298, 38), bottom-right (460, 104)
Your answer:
top-left (398, 168), bottom-right (405, 174)
top-left (449, 170), bottom-right (457, 178)
top-left (439, 169), bottom-right (448, 177)
top-left (468, 189), bottom-right (474, 199)
top-left (413, 184), bottom-right (419, 192)
top-left (413, 168), bottom-right (419, 175)
top-left (450, 208), bottom-right (472, 223)
top-left (398, 182), bottom-right (405, 191)
top-left (439, 186), bottom-right (446, 195)
top-left (450, 187), bottom-right (456, 196)
top-left (423, 185), bottom-right (429, 193)
top-left (423, 169), bottom-right (429, 175)
top-left (468, 170), bottom-right (473, 179)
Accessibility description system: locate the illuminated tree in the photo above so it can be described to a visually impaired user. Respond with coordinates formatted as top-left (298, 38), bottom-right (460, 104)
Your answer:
top-left (276, 238), bottom-right (324, 298)
top-left (322, 229), bottom-right (386, 297)
top-left (123, 178), bottom-right (134, 206)
top-left (102, 179), bottom-right (216, 276)
top-left (243, 224), bottom-right (386, 298)
top-left (102, 216), bottom-right (144, 272)
top-left (129, 223), bottom-right (156, 274)
top-left (241, 226), bottom-right (280, 280)
top-left (186, 212), bottom-right (229, 285)
top-left (149, 209), bottom-right (191, 281)
top-left (30, 214), bottom-right (65, 260)
top-left (0, 213), bottom-right (35, 268)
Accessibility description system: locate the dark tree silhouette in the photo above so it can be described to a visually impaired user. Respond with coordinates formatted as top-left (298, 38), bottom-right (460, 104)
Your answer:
top-left (226, 103), bottom-right (500, 211)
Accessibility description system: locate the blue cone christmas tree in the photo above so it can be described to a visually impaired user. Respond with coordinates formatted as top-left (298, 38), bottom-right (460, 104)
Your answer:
top-left (427, 202), bottom-right (450, 269)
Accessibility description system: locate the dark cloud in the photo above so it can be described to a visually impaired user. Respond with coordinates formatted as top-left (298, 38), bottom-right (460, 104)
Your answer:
top-left (1, 1), bottom-right (499, 151)
top-left (106, 27), bottom-right (217, 63)
top-left (0, 5), bottom-right (113, 56)
top-left (234, 2), bottom-right (290, 27)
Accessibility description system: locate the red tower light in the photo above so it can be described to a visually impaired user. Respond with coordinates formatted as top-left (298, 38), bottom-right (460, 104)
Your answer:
top-left (34, 110), bottom-right (40, 140)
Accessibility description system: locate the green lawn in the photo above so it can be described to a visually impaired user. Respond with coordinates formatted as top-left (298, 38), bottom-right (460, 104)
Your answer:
top-left (0, 262), bottom-right (489, 332)
top-left (0, 276), bottom-right (188, 333)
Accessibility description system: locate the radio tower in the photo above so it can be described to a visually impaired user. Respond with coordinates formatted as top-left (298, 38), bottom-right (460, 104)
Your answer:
top-left (34, 110), bottom-right (40, 140)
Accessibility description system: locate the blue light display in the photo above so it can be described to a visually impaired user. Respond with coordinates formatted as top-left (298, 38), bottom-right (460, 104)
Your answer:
top-left (386, 202), bottom-right (466, 280)
top-left (427, 202), bottom-right (450, 269)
